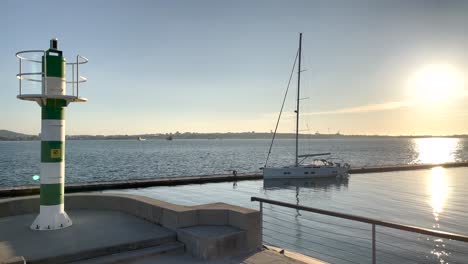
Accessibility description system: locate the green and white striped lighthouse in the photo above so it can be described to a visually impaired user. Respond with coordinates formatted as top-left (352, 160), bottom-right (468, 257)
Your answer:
top-left (16, 39), bottom-right (88, 230)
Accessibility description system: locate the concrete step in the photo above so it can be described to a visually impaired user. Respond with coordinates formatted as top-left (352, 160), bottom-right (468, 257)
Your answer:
top-left (177, 225), bottom-right (247, 260)
top-left (70, 242), bottom-right (185, 264)
top-left (30, 234), bottom-right (178, 264)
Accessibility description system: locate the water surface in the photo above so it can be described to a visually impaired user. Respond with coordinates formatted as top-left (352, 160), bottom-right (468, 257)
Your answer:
top-left (1, 137), bottom-right (467, 187)
top-left (112, 167), bottom-right (468, 264)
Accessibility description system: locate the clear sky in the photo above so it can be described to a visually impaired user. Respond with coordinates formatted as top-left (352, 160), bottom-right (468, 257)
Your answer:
top-left (1, 0), bottom-right (467, 135)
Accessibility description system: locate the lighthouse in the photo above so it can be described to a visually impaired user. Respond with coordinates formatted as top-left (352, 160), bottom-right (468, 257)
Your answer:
top-left (16, 39), bottom-right (88, 230)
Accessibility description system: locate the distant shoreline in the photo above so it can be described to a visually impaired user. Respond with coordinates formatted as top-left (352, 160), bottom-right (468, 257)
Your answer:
top-left (1, 129), bottom-right (467, 141)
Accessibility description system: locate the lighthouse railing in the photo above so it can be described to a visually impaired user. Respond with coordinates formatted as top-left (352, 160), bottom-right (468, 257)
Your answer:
top-left (16, 50), bottom-right (47, 96)
top-left (16, 50), bottom-right (88, 99)
top-left (66, 55), bottom-right (88, 97)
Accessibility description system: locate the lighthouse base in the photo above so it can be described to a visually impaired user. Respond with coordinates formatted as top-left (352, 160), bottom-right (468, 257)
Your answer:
top-left (30, 205), bottom-right (72, 230)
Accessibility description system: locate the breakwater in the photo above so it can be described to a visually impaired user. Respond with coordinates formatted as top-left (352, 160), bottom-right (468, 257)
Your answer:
top-left (1, 161), bottom-right (467, 198)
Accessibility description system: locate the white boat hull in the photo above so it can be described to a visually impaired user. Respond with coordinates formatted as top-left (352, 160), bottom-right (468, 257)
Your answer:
top-left (263, 165), bottom-right (348, 179)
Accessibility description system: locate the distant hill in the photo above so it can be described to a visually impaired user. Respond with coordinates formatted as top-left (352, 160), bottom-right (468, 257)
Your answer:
top-left (1, 129), bottom-right (467, 141)
top-left (0, 130), bottom-right (38, 141)
top-left (66, 132), bottom-right (468, 140)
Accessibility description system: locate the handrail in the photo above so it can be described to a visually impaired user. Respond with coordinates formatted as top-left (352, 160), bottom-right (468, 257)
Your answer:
top-left (16, 50), bottom-right (47, 96)
top-left (16, 50), bottom-right (45, 63)
top-left (16, 50), bottom-right (87, 98)
top-left (66, 55), bottom-right (88, 96)
top-left (77, 55), bottom-right (87, 98)
top-left (65, 77), bottom-right (87, 83)
top-left (251, 196), bottom-right (468, 242)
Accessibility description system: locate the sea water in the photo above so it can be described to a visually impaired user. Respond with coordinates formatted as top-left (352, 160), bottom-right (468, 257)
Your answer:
top-left (114, 167), bottom-right (468, 264)
top-left (1, 138), bottom-right (468, 263)
top-left (0, 137), bottom-right (467, 187)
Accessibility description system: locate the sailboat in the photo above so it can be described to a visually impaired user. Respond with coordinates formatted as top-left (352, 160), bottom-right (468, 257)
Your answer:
top-left (263, 33), bottom-right (350, 179)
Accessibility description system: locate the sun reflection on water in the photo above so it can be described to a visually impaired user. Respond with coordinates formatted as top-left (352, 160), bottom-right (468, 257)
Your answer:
top-left (414, 138), bottom-right (460, 164)
top-left (429, 167), bottom-right (449, 221)
top-left (427, 167), bottom-right (451, 262)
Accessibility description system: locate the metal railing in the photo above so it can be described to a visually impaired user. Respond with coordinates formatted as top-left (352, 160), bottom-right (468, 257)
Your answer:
top-left (67, 55), bottom-right (88, 98)
top-left (251, 196), bottom-right (468, 264)
top-left (16, 50), bottom-right (47, 95)
top-left (16, 50), bottom-right (88, 98)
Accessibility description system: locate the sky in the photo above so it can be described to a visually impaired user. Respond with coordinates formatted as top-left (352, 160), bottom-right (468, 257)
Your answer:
top-left (1, 0), bottom-right (467, 136)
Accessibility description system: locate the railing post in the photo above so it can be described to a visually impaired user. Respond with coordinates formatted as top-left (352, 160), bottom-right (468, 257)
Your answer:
top-left (372, 224), bottom-right (376, 264)
top-left (19, 59), bottom-right (22, 95)
top-left (72, 64), bottom-right (75, 96)
top-left (43, 51), bottom-right (47, 96)
top-left (259, 201), bottom-right (263, 242)
top-left (76, 55), bottom-right (79, 98)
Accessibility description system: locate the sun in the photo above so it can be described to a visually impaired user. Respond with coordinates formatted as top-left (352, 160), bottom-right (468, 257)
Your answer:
top-left (407, 64), bottom-right (464, 103)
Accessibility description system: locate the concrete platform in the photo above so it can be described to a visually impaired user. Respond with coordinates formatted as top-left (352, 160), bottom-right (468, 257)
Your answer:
top-left (105, 249), bottom-right (317, 264)
top-left (0, 193), bottom-right (327, 264)
top-left (72, 242), bottom-right (185, 264)
top-left (0, 193), bottom-right (262, 262)
top-left (69, 242), bottom-right (326, 264)
top-left (0, 210), bottom-right (176, 263)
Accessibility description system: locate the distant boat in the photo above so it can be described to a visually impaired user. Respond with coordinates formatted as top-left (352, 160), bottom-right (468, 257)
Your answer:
top-left (138, 137), bottom-right (146, 141)
top-left (166, 135), bottom-right (173, 141)
top-left (263, 33), bottom-right (350, 179)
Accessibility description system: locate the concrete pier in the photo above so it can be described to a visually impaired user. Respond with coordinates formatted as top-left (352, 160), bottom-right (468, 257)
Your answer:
top-left (1, 162), bottom-right (467, 198)
top-left (0, 193), bottom-right (262, 263)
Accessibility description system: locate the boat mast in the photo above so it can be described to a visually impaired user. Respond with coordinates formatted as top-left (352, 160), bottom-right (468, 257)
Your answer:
top-left (295, 33), bottom-right (302, 167)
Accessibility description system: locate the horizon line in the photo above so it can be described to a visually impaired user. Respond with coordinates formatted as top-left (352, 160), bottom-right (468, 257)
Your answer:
top-left (2, 129), bottom-right (468, 138)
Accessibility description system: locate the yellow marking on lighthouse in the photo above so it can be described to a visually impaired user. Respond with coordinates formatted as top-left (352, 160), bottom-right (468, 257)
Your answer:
top-left (51, 149), bottom-right (61, 159)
